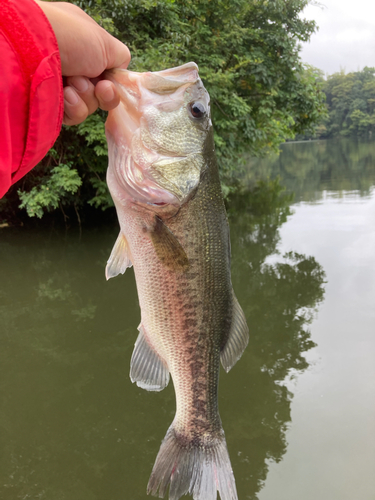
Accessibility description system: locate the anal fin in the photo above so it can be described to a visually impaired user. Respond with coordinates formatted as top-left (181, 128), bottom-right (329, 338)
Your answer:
top-left (220, 293), bottom-right (249, 373)
top-left (105, 232), bottom-right (132, 280)
top-left (130, 325), bottom-right (170, 391)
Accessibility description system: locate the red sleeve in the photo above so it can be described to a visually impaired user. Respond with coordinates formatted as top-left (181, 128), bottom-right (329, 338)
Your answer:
top-left (0, 0), bottom-right (64, 198)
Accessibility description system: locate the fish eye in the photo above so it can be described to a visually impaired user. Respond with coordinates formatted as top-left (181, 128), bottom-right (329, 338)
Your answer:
top-left (189, 101), bottom-right (206, 119)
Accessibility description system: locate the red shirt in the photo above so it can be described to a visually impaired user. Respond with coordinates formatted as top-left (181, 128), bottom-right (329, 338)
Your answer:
top-left (0, 0), bottom-right (63, 198)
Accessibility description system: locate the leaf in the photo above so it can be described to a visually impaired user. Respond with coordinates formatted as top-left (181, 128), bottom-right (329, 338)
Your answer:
top-left (18, 164), bottom-right (82, 218)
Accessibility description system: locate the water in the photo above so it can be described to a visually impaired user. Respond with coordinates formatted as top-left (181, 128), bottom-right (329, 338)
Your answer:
top-left (0, 138), bottom-right (374, 500)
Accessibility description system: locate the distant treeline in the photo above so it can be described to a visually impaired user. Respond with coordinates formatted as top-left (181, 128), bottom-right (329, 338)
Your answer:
top-left (298, 66), bottom-right (375, 140)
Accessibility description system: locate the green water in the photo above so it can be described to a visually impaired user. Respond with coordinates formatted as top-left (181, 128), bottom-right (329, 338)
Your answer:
top-left (1, 138), bottom-right (374, 500)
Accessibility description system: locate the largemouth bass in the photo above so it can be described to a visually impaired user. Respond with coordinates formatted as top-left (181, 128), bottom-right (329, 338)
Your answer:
top-left (104, 62), bottom-right (249, 500)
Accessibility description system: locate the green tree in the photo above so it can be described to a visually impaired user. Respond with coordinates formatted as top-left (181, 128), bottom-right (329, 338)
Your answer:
top-left (2, 0), bottom-right (326, 222)
top-left (320, 67), bottom-right (375, 138)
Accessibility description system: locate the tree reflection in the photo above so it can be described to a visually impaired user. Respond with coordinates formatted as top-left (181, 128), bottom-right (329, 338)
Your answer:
top-left (224, 180), bottom-right (326, 499)
top-left (244, 138), bottom-right (375, 202)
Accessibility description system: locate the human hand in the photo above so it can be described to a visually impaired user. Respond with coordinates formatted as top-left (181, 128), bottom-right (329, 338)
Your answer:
top-left (35, 1), bottom-right (131, 126)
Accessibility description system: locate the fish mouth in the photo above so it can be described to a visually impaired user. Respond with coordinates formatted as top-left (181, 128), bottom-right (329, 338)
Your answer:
top-left (105, 63), bottom-right (202, 207)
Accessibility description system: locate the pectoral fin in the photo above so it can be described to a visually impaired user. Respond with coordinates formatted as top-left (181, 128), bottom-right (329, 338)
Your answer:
top-left (105, 232), bottom-right (132, 280)
top-left (221, 293), bottom-right (249, 372)
top-left (130, 325), bottom-right (170, 391)
top-left (149, 216), bottom-right (189, 272)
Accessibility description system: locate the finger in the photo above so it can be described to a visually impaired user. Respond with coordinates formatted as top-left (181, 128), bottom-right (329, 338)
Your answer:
top-left (94, 80), bottom-right (120, 111)
top-left (67, 76), bottom-right (99, 116)
top-left (63, 86), bottom-right (89, 126)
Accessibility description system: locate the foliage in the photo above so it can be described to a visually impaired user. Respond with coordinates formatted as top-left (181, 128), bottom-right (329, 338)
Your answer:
top-left (79, 0), bottom-right (325, 166)
top-left (3, 0), bottom-right (326, 221)
top-left (300, 66), bottom-right (375, 139)
top-left (18, 162), bottom-right (82, 218)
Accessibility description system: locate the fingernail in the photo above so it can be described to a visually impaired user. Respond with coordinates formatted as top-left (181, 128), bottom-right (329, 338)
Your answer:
top-left (64, 86), bottom-right (79, 106)
top-left (101, 84), bottom-right (115, 103)
top-left (70, 76), bottom-right (89, 93)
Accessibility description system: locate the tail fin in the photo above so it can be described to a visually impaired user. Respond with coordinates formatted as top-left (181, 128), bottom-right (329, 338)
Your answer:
top-left (147, 425), bottom-right (238, 500)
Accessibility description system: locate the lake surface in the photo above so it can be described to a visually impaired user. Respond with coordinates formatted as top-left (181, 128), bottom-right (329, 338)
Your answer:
top-left (1, 138), bottom-right (374, 500)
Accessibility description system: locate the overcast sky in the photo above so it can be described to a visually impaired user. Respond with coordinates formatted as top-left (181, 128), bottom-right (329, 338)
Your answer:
top-left (300, 0), bottom-right (375, 76)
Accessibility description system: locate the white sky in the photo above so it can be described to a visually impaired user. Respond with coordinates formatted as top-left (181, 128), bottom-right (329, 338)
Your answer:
top-left (300, 0), bottom-right (375, 76)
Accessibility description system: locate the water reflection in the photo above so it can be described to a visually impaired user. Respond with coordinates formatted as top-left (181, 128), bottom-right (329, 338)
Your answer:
top-left (244, 138), bottom-right (375, 201)
top-left (224, 181), bottom-right (325, 499)
top-left (0, 179), bottom-right (326, 500)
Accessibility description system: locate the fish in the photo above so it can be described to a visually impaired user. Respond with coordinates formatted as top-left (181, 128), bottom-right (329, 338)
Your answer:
top-left (104, 62), bottom-right (249, 500)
